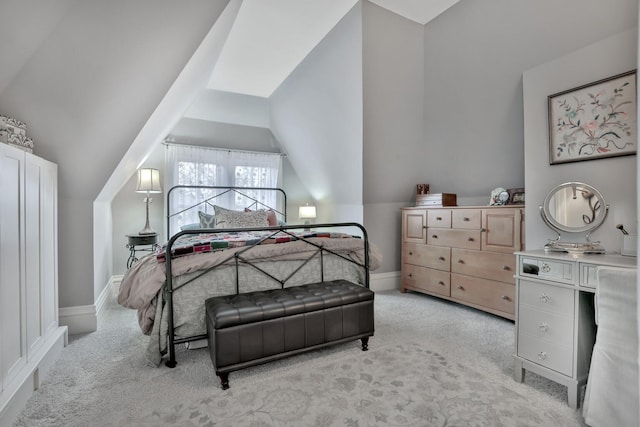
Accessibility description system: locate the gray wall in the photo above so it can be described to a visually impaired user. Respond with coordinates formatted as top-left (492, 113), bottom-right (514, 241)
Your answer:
top-left (0, 1), bottom-right (228, 307)
top-left (362, 0), bottom-right (638, 274)
top-left (523, 28), bottom-right (638, 252)
top-left (362, 2), bottom-right (426, 273)
top-left (270, 2), bottom-right (364, 224)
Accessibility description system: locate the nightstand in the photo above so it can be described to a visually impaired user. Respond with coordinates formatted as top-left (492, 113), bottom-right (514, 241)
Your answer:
top-left (126, 233), bottom-right (158, 269)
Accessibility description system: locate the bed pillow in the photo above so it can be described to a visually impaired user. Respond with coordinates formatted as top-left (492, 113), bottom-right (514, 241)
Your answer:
top-left (198, 211), bottom-right (216, 228)
top-left (180, 222), bottom-right (201, 231)
top-left (244, 208), bottom-right (278, 226)
top-left (214, 205), bottom-right (269, 228)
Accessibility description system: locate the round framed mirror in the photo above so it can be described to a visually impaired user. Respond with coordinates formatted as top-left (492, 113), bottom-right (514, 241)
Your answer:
top-left (540, 182), bottom-right (609, 253)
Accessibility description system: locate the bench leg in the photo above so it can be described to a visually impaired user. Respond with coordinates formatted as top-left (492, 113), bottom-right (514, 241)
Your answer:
top-left (361, 337), bottom-right (369, 351)
top-left (216, 372), bottom-right (230, 390)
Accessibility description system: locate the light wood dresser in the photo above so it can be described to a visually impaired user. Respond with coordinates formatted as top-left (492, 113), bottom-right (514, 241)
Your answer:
top-left (401, 205), bottom-right (524, 320)
top-left (513, 250), bottom-right (636, 409)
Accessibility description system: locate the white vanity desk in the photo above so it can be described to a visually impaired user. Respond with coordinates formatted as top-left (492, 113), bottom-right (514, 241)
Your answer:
top-left (513, 249), bottom-right (637, 409)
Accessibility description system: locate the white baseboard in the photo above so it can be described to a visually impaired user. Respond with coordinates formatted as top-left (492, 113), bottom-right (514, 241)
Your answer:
top-left (370, 271), bottom-right (400, 291)
top-left (59, 275), bottom-right (122, 335)
top-left (59, 304), bottom-right (97, 335)
top-left (0, 326), bottom-right (67, 427)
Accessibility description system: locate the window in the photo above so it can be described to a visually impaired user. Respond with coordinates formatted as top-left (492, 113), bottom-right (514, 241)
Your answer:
top-left (165, 143), bottom-right (282, 235)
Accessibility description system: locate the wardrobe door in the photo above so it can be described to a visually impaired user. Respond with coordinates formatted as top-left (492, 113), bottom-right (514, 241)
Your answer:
top-left (0, 144), bottom-right (27, 389)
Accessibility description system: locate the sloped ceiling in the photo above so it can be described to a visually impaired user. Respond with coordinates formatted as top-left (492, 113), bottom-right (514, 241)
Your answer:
top-left (190, 0), bottom-right (460, 126)
top-left (205, 0), bottom-right (459, 99)
top-left (1, 1), bottom-right (459, 123)
top-left (207, 0), bottom-right (359, 98)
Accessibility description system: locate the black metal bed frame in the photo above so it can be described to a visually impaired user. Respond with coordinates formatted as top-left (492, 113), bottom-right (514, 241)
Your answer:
top-left (162, 186), bottom-right (370, 368)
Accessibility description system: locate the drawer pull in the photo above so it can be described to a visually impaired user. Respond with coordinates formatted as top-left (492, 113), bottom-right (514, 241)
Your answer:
top-left (438, 256), bottom-right (446, 261)
top-left (480, 228), bottom-right (487, 232)
top-left (537, 352), bottom-right (548, 361)
top-left (438, 281), bottom-right (445, 286)
top-left (541, 263), bottom-right (551, 273)
top-left (501, 265), bottom-right (510, 271)
top-left (456, 285), bottom-right (464, 290)
top-left (457, 259), bottom-right (464, 264)
top-left (408, 251), bottom-right (413, 256)
top-left (436, 216), bottom-right (442, 221)
top-left (539, 293), bottom-right (550, 303)
top-left (408, 273), bottom-right (413, 278)
top-left (501, 295), bottom-right (510, 301)
top-left (463, 217), bottom-right (470, 221)
top-left (432, 235), bottom-right (438, 239)
top-left (467, 237), bottom-right (474, 242)
top-left (539, 323), bottom-right (549, 332)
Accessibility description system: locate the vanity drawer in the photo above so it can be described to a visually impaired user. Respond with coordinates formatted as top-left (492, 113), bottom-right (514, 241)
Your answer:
top-left (452, 248), bottom-right (515, 283)
top-left (517, 333), bottom-right (573, 376)
top-left (517, 305), bottom-right (574, 344)
top-left (518, 279), bottom-right (574, 315)
top-left (427, 210), bottom-right (452, 228)
top-left (451, 273), bottom-right (515, 315)
top-left (580, 263), bottom-right (599, 290)
top-left (402, 264), bottom-right (450, 296)
top-left (520, 257), bottom-right (575, 284)
top-left (427, 229), bottom-right (481, 250)
top-left (402, 243), bottom-right (450, 271)
top-left (452, 209), bottom-right (481, 229)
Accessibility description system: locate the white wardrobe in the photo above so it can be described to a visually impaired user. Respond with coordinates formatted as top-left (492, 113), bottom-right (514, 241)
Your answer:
top-left (0, 142), bottom-right (67, 424)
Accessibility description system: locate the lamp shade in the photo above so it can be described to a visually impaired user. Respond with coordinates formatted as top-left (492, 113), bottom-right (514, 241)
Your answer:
top-left (298, 205), bottom-right (317, 220)
top-left (135, 168), bottom-right (162, 193)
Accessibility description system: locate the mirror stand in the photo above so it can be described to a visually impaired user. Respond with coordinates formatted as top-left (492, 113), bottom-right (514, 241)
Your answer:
top-left (539, 182), bottom-right (609, 255)
top-left (542, 234), bottom-right (607, 254)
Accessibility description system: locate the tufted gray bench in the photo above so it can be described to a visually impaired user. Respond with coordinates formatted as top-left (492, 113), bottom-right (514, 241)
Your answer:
top-left (205, 279), bottom-right (374, 389)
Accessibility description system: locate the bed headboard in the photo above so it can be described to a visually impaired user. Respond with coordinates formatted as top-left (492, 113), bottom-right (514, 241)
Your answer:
top-left (166, 185), bottom-right (287, 237)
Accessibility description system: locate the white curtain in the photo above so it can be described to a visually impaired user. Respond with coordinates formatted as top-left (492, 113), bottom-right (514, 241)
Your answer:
top-left (165, 143), bottom-right (282, 236)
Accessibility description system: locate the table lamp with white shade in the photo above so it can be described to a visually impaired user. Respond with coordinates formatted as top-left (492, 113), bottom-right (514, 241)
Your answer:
top-left (135, 168), bottom-right (162, 235)
top-left (298, 204), bottom-right (317, 232)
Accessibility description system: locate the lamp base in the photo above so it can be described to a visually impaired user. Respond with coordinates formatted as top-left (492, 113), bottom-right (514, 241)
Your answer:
top-left (138, 226), bottom-right (157, 235)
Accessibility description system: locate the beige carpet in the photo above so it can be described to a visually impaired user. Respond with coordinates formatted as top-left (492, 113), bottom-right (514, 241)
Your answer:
top-left (14, 288), bottom-right (586, 426)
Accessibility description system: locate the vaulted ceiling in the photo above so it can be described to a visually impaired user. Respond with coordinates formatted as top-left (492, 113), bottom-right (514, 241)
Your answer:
top-left (206, 0), bottom-right (459, 98)
top-left (1, 0), bottom-right (460, 132)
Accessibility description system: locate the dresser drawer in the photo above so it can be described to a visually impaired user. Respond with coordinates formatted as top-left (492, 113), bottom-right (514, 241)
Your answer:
top-left (452, 209), bottom-right (481, 229)
top-left (427, 229), bottom-right (481, 250)
top-left (427, 210), bottom-right (452, 228)
top-left (517, 333), bottom-right (573, 376)
top-left (451, 273), bottom-right (515, 315)
top-left (451, 248), bottom-right (515, 283)
top-left (402, 264), bottom-right (450, 296)
top-left (402, 243), bottom-right (450, 271)
top-left (518, 279), bottom-right (574, 315)
top-left (520, 257), bottom-right (575, 284)
top-left (517, 305), bottom-right (574, 344)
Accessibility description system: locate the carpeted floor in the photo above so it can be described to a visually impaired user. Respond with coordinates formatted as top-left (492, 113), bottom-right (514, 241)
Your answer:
top-left (14, 287), bottom-right (587, 426)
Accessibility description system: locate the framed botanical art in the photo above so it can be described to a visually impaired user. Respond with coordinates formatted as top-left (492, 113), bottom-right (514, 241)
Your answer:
top-left (548, 70), bottom-right (637, 165)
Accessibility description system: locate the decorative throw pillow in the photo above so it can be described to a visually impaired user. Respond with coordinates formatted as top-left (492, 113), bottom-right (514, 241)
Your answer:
top-left (198, 211), bottom-right (216, 228)
top-left (213, 205), bottom-right (269, 228)
top-left (244, 207), bottom-right (278, 226)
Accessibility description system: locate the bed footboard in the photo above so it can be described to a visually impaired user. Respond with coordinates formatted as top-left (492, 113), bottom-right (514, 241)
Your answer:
top-left (163, 222), bottom-right (372, 368)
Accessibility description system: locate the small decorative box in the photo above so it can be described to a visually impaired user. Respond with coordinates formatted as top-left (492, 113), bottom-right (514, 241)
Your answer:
top-left (1, 114), bottom-right (33, 152)
top-left (7, 133), bottom-right (34, 153)
top-left (0, 115), bottom-right (27, 136)
top-left (416, 193), bottom-right (457, 207)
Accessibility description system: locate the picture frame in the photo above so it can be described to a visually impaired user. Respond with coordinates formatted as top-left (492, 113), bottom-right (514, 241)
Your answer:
top-left (548, 70), bottom-right (637, 165)
top-left (507, 188), bottom-right (525, 205)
